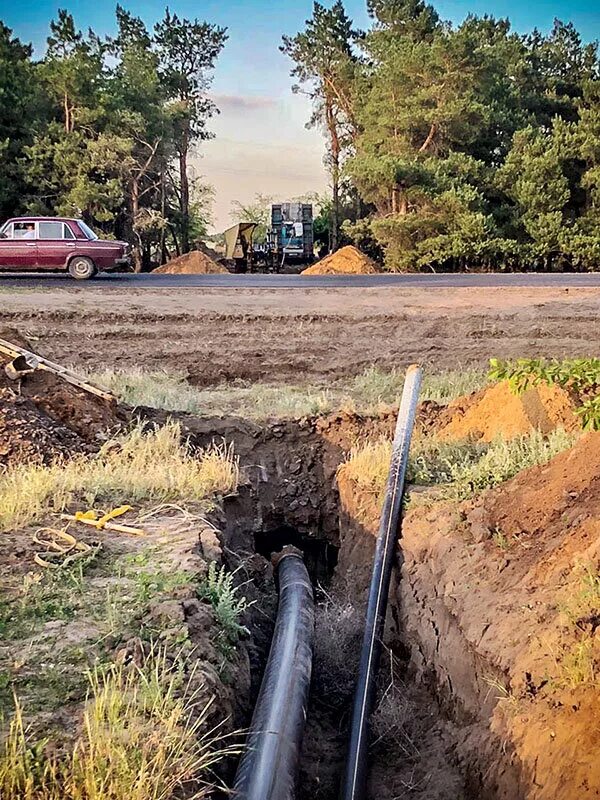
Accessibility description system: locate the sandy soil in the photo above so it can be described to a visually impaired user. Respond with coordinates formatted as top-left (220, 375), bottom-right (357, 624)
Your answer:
top-left (1, 285), bottom-right (598, 381)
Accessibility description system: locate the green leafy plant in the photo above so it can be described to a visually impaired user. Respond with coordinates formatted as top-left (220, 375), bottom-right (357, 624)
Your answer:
top-left (489, 358), bottom-right (600, 430)
top-left (198, 563), bottom-right (250, 648)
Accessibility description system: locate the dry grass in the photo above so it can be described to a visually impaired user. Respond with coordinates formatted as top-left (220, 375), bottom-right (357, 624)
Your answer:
top-left (337, 438), bottom-right (392, 507)
top-left (312, 594), bottom-right (362, 704)
top-left (339, 428), bottom-right (578, 505)
top-left (0, 422), bottom-right (238, 532)
top-left (351, 366), bottom-right (487, 406)
top-left (0, 652), bottom-right (238, 799)
top-left (86, 366), bottom-right (488, 421)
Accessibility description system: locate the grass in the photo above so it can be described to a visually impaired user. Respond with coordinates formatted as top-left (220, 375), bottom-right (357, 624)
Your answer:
top-left (352, 365), bottom-right (488, 406)
top-left (553, 564), bottom-right (600, 688)
top-left (0, 652), bottom-right (238, 800)
top-left (86, 365), bottom-right (488, 420)
top-left (339, 428), bottom-right (577, 504)
top-left (0, 421), bottom-right (238, 532)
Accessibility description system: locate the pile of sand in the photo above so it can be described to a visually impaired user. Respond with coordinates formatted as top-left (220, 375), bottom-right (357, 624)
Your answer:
top-left (436, 381), bottom-right (580, 442)
top-left (301, 246), bottom-right (380, 275)
top-left (153, 250), bottom-right (229, 275)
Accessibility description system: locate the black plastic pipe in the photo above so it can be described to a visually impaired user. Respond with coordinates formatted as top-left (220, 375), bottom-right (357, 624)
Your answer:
top-left (232, 549), bottom-right (315, 800)
top-left (341, 364), bottom-right (422, 800)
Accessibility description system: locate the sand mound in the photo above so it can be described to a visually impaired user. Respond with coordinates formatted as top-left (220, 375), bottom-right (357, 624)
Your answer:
top-left (436, 380), bottom-right (579, 441)
top-left (302, 246), bottom-right (379, 275)
top-left (153, 250), bottom-right (229, 275)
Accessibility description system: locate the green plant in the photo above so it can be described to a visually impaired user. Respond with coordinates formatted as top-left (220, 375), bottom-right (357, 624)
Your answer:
top-left (449, 428), bottom-right (576, 498)
top-left (489, 358), bottom-right (600, 430)
top-left (198, 563), bottom-right (250, 647)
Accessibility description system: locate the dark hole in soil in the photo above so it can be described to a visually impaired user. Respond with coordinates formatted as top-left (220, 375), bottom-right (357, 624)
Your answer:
top-left (254, 524), bottom-right (339, 586)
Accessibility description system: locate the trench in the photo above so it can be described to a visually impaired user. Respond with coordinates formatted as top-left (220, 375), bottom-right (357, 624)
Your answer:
top-left (192, 413), bottom-right (469, 800)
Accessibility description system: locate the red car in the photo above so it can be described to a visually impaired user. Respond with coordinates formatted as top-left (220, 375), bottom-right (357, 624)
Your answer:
top-left (0, 217), bottom-right (131, 280)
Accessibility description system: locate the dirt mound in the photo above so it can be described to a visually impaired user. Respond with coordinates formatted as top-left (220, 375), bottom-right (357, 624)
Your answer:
top-left (301, 245), bottom-right (380, 275)
top-left (483, 429), bottom-right (600, 539)
top-left (0, 328), bottom-right (126, 466)
top-left (436, 380), bottom-right (579, 441)
top-left (0, 396), bottom-right (86, 466)
top-left (153, 250), bottom-right (229, 275)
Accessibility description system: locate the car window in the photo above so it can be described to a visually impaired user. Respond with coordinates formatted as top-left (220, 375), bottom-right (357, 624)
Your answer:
top-left (63, 223), bottom-right (75, 240)
top-left (77, 221), bottom-right (99, 240)
top-left (0, 224), bottom-right (14, 239)
top-left (13, 221), bottom-right (37, 239)
top-left (38, 221), bottom-right (65, 240)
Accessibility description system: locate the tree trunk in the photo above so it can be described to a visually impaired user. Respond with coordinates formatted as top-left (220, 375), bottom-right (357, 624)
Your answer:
top-left (131, 177), bottom-right (142, 273)
top-left (179, 127), bottom-right (190, 254)
top-left (326, 99), bottom-right (340, 251)
top-left (332, 157), bottom-right (340, 252)
top-left (392, 184), bottom-right (408, 215)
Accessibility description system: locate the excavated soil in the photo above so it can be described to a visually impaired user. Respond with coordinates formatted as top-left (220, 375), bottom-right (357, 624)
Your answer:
top-left (0, 328), bottom-right (126, 466)
top-left (435, 381), bottom-right (580, 441)
top-left (302, 245), bottom-right (380, 275)
top-left (152, 250), bottom-right (229, 274)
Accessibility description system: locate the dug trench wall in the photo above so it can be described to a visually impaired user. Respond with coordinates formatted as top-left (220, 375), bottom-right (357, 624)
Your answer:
top-left (336, 432), bottom-right (600, 800)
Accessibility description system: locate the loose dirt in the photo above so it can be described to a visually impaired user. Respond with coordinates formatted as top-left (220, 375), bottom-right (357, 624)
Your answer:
top-left (302, 245), bottom-right (379, 275)
top-left (152, 249), bottom-right (229, 274)
top-left (2, 285), bottom-right (597, 383)
top-left (435, 380), bottom-right (579, 441)
top-left (0, 328), bottom-right (125, 466)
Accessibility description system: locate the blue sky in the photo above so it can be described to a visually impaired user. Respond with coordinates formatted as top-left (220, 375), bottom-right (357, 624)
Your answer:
top-left (2, 0), bottom-right (599, 230)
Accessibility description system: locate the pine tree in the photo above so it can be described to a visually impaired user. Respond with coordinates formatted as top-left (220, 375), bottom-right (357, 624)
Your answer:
top-left (281, 1), bottom-right (359, 249)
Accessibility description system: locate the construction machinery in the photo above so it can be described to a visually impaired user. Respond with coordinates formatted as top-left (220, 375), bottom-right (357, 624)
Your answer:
top-left (268, 203), bottom-right (314, 270)
top-left (223, 221), bottom-right (258, 273)
top-left (224, 203), bottom-right (315, 273)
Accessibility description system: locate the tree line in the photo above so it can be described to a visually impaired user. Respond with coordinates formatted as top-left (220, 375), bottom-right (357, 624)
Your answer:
top-left (282, 0), bottom-right (600, 271)
top-left (0, 7), bottom-right (226, 270)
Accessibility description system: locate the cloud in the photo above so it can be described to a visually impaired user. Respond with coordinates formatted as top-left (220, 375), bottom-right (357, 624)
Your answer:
top-left (211, 93), bottom-right (278, 112)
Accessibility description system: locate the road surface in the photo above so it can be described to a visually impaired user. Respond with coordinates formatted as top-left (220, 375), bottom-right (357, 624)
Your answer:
top-left (1, 271), bottom-right (600, 289)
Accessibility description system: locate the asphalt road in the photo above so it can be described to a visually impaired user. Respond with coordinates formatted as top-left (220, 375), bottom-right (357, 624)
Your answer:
top-left (1, 271), bottom-right (600, 289)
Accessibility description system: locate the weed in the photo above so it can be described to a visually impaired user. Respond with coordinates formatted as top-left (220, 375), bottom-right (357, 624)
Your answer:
top-left (198, 563), bottom-right (250, 651)
top-left (492, 530), bottom-right (510, 551)
top-left (449, 428), bottom-right (577, 498)
top-left (340, 428), bottom-right (576, 506)
top-left (0, 422), bottom-right (239, 532)
top-left (351, 366), bottom-right (487, 406)
top-left (88, 365), bottom-right (488, 422)
top-left (557, 637), bottom-right (596, 688)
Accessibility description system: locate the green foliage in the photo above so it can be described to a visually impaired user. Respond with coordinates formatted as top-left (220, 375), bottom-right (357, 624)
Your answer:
top-left (0, 7), bottom-right (227, 268)
top-left (284, 1), bottom-right (600, 271)
top-left (489, 358), bottom-right (600, 430)
top-left (197, 563), bottom-right (249, 648)
top-left (448, 429), bottom-right (577, 498)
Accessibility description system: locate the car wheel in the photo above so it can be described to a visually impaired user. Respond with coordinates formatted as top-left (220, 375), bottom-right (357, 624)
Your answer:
top-left (68, 256), bottom-right (97, 280)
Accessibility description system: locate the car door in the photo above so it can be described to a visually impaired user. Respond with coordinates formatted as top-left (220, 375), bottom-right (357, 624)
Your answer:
top-left (37, 220), bottom-right (74, 269)
top-left (0, 222), bottom-right (38, 269)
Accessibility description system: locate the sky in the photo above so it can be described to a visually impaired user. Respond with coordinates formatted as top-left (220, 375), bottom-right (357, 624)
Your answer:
top-left (1, 0), bottom-right (599, 231)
